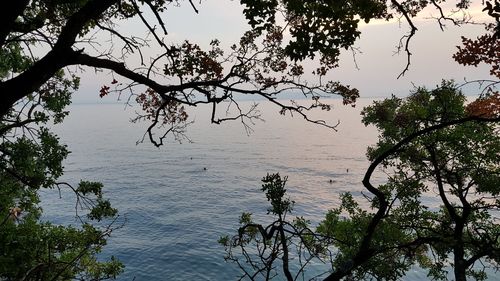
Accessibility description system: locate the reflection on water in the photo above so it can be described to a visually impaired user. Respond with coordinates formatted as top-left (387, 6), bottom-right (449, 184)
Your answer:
top-left (38, 98), bottom-right (462, 280)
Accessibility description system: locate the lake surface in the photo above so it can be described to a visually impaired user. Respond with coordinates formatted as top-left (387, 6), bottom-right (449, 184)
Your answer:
top-left (39, 98), bottom-right (488, 280)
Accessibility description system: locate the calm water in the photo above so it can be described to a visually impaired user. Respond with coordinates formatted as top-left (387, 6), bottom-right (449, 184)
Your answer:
top-left (39, 98), bottom-right (483, 280)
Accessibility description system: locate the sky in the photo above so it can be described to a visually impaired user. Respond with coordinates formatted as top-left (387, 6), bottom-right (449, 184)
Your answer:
top-left (73, 0), bottom-right (494, 103)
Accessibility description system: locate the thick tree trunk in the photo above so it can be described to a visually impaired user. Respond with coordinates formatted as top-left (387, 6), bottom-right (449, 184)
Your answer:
top-left (454, 255), bottom-right (467, 281)
top-left (453, 216), bottom-right (468, 281)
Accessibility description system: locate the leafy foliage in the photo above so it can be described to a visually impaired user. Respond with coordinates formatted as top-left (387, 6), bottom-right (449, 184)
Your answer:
top-left (466, 92), bottom-right (500, 118)
top-left (0, 92), bottom-right (122, 280)
top-left (3, 0), bottom-right (491, 146)
top-left (0, 122), bottom-right (122, 279)
top-left (225, 83), bottom-right (500, 281)
top-left (2, 1), bottom-right (500, 280)
top-left (0, 49), bottom-right (121, 279)
top-left (357, 82), bottom-right (500, 280)
top-left (242, 0), bottom-right (388, 65)
top-left (453, 34), bottom-right (500, 79)
top-left (221, 174), bottom-right (327, 281)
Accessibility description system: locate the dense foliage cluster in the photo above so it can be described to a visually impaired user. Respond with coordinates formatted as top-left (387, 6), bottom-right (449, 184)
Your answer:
top-left (454, 34), bottom-right (500, 79)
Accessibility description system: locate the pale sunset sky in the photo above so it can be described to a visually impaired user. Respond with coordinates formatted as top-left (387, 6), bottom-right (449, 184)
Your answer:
top-left (73, 0), bottom-right (494, 103)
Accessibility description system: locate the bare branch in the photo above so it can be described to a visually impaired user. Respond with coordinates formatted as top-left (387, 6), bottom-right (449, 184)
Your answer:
top-left (188, 0), bottom-right (200, 14)
top-left (130, 0), bottom-right (166, 49)
top-left (391, 0), bottom-right (418, 78)
top-left (143, 0), bottom-right (168, 35)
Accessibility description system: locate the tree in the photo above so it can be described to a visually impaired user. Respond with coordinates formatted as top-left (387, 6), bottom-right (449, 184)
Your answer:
top-left (1, 0), bottom-right (497, 280)
top-left (0, 0), bottom-right (370, 144)
top-left (0, 1), bottom-right (376, 277)
top-left (358, 82), bottom-right (500, 280)
top-left (0, 0), bottom-right (385, 279)
top-left (222, 82), bottom-right (500, 281)
top-left (220, 1), bottom-right (500, 280)
top-left (0, 69), bottom-right (122, 278)
top-left (219, 174), bottom-right (322, 281)
top-left (1, 0), bottom-right (487, 139)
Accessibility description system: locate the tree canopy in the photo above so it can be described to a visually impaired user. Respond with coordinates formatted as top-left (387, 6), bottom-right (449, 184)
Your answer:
top-left (219, 1), bottom-right (500, 281)
top-left (1, 0), bottom-right (500, 280)
top-left (222, 84), bottom-right (500, 281)
top-left (3, 0), bottom-right (496, 139)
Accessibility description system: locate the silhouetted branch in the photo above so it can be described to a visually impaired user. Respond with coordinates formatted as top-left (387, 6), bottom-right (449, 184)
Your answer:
top-left (391, 0), bottom-right (418, 78)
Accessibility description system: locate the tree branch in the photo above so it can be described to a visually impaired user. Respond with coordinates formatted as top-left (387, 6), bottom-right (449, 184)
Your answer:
top-left (0, 0), bottom-right (119, 118)
top-left (391, 0), bottom-right (418, 78)
top-left (72, 52), bottom-right (221, 103)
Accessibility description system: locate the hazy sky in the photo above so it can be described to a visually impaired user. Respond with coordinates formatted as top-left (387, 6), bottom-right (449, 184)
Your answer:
top-left (73, 0), bottom-right (493, 103)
